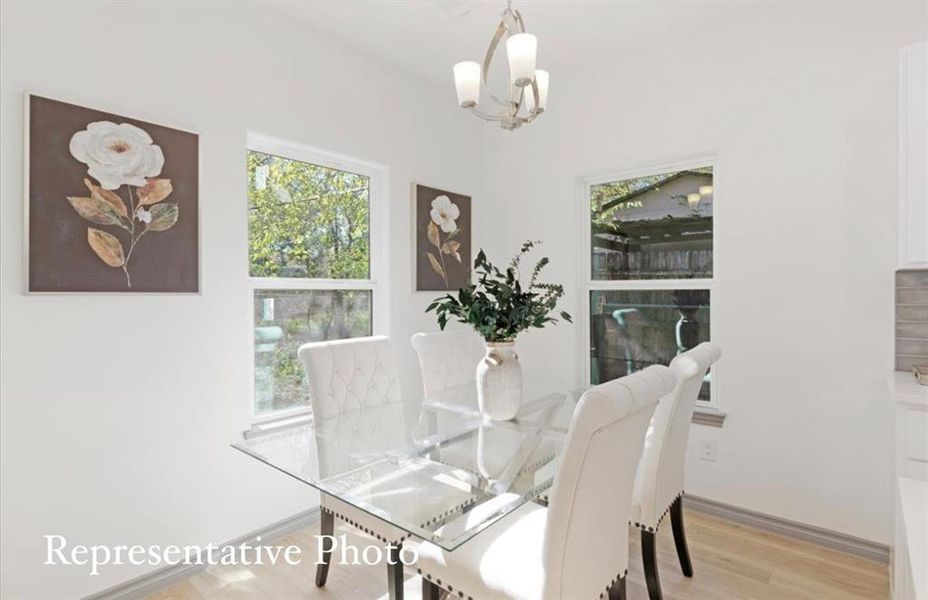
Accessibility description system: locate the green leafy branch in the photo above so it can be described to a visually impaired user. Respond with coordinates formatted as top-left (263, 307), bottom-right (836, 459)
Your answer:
top-left (426, 240), bottom-right (572, 342)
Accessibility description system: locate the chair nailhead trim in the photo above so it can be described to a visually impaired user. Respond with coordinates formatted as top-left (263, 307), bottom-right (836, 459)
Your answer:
top-left (420, 497), bottom-right (479, 528)
top-left (324, 494), bottom-right (478, 544)
top-left (419, 568), bottom-right (628, 599)
top-left (321, 506), bottom-right (408, 544)
top-left (604, 571), bottom-right (628, 594)
top-left (631, 491), bottom-right (684, 532)
top-left (516, 453), bottom-right (556, 477)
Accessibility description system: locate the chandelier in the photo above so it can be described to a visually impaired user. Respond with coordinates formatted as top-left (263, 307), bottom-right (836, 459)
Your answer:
top-left (452, 1), bottom-right (548, 131)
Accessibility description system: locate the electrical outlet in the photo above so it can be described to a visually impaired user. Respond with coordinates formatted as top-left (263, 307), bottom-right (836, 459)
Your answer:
top-left (700, 439), bottom-right (717, 462)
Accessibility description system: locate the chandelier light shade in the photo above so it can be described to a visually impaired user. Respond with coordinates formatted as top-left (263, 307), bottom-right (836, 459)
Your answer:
top-left (454, 61), bottom-right (482, 108)
top-left (452, 1), bottom-right (548, 130)
top-left (506, 33), bottom-right (537, 86)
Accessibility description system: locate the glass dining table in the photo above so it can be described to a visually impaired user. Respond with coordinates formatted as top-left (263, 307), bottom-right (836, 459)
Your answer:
top-left (232, 386), bottom-right (583, 552)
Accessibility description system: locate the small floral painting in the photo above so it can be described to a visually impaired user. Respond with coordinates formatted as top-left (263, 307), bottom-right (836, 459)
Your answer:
top-left (27, 95), bottom-right (198, 292)
top-left (415, 184), bottom-right (471, 291)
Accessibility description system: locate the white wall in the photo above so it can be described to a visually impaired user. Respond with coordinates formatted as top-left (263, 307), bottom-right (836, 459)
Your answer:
top-left (0, 2), bottom-right (482, 598)
top-left (479, 1), bottom-right (926, 545)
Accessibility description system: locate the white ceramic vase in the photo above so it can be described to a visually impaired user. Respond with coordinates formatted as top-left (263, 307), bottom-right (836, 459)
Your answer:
top-left (476, 341), bottom-right (522, 421)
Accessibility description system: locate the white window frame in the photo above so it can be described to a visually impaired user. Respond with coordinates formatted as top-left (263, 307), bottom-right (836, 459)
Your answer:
top-left (246, 133), bottom-right (389, 424)
top-left (578, 153), bottom-right (720, 408)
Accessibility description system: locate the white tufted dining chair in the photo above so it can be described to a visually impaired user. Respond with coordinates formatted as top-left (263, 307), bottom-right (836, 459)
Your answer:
top-left (417, 365), bottom-right (675, 600)
top-left (298, 335), bottom-right (409, 599)
top-left (411, 329), bottom-right (485, 409)
top-left (630, 342), bottom-right (721, 600)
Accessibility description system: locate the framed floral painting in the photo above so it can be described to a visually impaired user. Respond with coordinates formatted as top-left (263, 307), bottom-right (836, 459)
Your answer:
top-left (26, 94), bottom-right (199, 293)
top-left (414, 184), bottom-right (472, 291)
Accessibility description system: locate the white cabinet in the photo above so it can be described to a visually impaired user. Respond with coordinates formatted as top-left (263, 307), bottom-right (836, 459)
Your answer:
top-left (890, 373), bottom-right (928, 600)
top-left (899, 42), bottom-right (928, 269)
top-left (895, 478), bottom-right (927, 600)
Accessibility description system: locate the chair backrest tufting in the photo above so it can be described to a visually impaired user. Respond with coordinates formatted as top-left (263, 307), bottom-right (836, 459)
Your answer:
top-left (542, 365), bottom-right (674, 599)
top-left (633, 342), bottom-right (722, 528)
top-left (298, 336), bottom-right (402, 420)
top-left (411, 330), bottom-right (484, 399)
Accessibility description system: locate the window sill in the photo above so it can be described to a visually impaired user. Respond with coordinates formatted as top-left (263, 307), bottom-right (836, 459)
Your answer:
top-left (692, 405), bottom-right (726, 427)
top-left (245, 412), bottom-right (313, 440)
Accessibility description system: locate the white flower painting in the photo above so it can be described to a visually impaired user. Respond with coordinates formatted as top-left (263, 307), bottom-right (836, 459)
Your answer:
top-left (66, 121), bottom-right (176, 288)
top-left (69, 122), bottom-right (165, 190)
top-left (429, 195), bottom-right (460, 233)
top-left (416, 185), bottom-right (471, 291)
top-left (27, 95), bottom-right (199, 293)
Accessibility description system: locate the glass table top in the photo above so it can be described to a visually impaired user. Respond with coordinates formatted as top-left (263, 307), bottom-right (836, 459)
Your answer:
top-left (232, 386), bottom-right (584, 550)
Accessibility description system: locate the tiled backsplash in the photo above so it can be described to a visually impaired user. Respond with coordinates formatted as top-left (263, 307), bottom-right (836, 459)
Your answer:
top-left (896, 269), bottom-right (928, 371)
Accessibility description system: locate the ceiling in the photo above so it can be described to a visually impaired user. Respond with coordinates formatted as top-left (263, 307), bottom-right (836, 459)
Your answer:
top-left (262, 1), bottom-right (717, 87)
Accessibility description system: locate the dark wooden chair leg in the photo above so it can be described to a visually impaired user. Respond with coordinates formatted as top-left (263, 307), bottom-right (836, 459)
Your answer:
top-left (314, 510), bottom-right (335, 587)
top-left (422, 576), bottom-right (442, 600)
top-left (386, 544), bottom-right (405, 600)
top-left (670, 496), bottom-right (694, 577)
top-left (608, 576), bottom-right (627, 600)
top-left (642, 529), bottom-right (664, 600)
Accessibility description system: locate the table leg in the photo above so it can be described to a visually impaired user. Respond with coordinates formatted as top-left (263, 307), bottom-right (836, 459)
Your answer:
top-left (422, 577), bottom-right (442, 600)
top-left (314, 509), bottom-right (334, 587)
top-left (386, 543), bottom-right (404, 600)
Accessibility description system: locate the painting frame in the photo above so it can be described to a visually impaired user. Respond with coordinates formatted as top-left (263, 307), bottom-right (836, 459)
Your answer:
top-left (23, 91), bottom-right (201, 295)
top-left (413, 183), bottom-right (473, 292)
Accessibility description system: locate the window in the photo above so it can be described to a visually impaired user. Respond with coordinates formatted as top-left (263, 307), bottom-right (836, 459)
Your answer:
top-left (248, 135), bottom-right (385, 418)
top-left (584, 159), bottom-right (716, 402)
top-left (590, 289), bottom-right (711, 399)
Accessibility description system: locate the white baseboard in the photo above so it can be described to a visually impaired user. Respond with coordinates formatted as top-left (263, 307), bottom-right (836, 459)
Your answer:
top-left (684, 494), bottom-right (890, 564)
top-left (83, 507), bottom-right (320, 600)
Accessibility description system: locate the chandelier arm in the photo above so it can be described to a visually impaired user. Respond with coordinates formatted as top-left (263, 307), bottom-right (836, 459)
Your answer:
top-left (508, 76), bottom-right (539, 121)
top-left (483, 19), bottom-right (511, 109)
top-left (511, 8), bottom-right (526, 33)
top-left (528, 78), bottom-right (541, 117)
top-left (511, 85), bottom-right (524, 117)
top-left (468, 107), bottom-right (509, 122)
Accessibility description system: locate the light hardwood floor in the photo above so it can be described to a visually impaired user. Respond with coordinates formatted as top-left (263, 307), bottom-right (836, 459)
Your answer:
top-left (147, 509), bottom-right (889, 600)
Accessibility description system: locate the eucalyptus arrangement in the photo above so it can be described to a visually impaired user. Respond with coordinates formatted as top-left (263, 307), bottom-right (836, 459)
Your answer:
top-left (426, 240), bottom-right (572, 342)
top-left (426, 240), bottom-right (571, 420)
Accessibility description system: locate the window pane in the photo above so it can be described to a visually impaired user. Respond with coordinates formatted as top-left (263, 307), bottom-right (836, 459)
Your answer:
top-left (254, 289), bottom-right (372, 415)
top-left (591, 167), bottom-right (713, 280)
top-left (248, 150), bottom-right (370, 279)
top-left (590, 289), bottom-right (711, 400)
